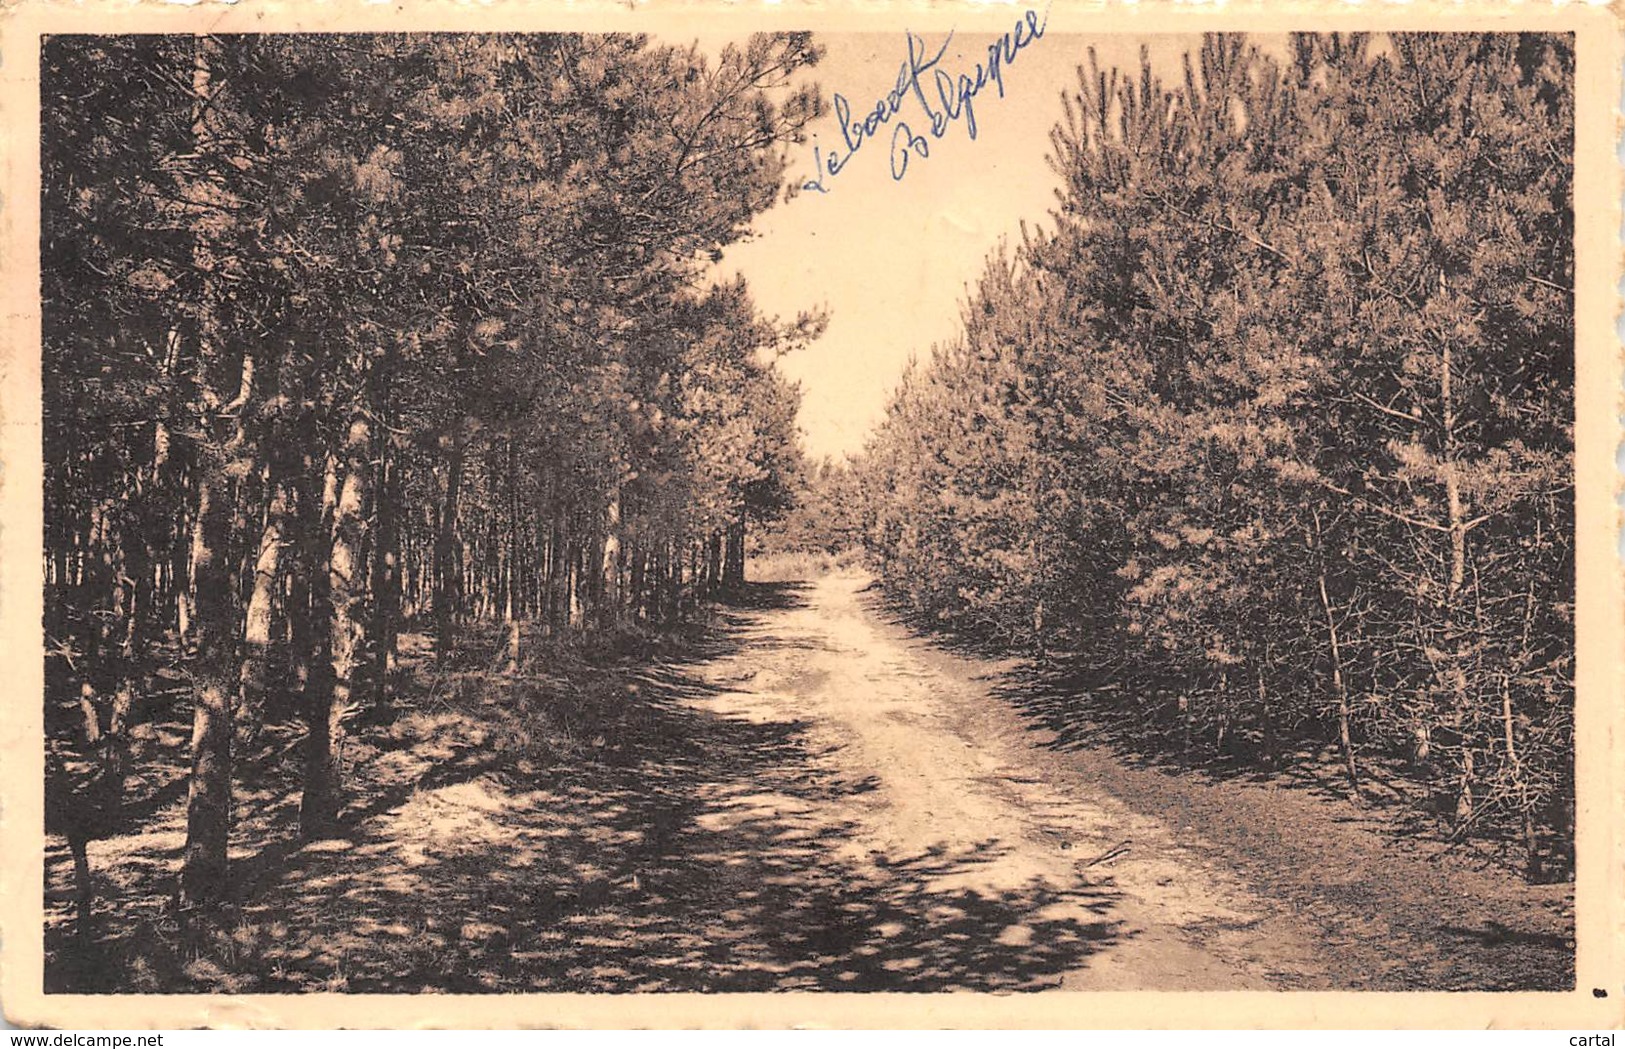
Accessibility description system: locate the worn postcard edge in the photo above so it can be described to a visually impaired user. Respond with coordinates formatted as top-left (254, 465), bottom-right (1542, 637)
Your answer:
top-left (0, 0), bottom-right (1620, 1030)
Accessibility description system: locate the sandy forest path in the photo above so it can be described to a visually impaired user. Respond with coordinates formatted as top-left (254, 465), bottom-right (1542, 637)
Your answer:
top-left (689, 569), bottom-right (1329, 990)
top-left (51, 569), bottom-right (1572, 994)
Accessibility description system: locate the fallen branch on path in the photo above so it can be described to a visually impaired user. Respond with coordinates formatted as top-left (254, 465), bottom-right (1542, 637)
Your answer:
top-left (1076, 840), bottom-right (1132, 870)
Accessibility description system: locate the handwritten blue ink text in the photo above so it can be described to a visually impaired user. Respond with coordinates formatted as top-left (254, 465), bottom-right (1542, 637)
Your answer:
top-left (802, 5), bottom-right (1050, 193)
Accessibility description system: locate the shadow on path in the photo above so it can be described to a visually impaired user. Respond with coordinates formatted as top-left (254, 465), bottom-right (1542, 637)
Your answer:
top-left (47, 582), bottom-right (1124, 993)
top-left (899, 629), bottom-right (1574, 992)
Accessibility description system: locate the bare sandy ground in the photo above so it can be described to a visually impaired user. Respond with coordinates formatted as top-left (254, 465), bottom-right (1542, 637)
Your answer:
top-left (689, 569), bottom-right (1332, 990)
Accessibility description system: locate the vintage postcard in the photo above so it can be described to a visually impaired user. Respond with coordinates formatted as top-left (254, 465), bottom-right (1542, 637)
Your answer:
top-left (1, 0), bottom-right (1621, 1031)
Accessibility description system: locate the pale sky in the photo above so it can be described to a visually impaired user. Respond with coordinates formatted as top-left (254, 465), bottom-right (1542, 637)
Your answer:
top-left (709, 31), bottom-right (1242, 462)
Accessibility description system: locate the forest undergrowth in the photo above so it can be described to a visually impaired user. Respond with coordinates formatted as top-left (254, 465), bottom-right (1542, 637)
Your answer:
top-left (868, 581), bottom-right (1574, 884)
top-left (863, 581), bottom-right (1576, 990)
top-left (47, 611), bottom-right (740, 993)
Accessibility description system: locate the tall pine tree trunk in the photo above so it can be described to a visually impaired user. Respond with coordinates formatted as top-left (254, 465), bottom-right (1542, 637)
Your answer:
top-left (179, 36), bottom-right (240, 909)
top-left (628, 544), bottom-right (647, 621)
top-left (238, 476), bottom-right (290, 751)
top-left (1316, 566), bottom-right (1361, 802)
top-left (180, 467), bottom-right (237, 907)
top-left (305, 409), bottom-right (372, 837)
top-left (505, 438), bottom-right (522, 670)
top-left (567, 536), bottom-right (586, 629)
top-left (545, 502), bottom-right (567, 636)
top-left (434, 418), bottom-right (465, 662)
top-left (723, 503), bottom-right (746, 590)
top-left (371, 447), bottom-right (399, 707)
top-left (598, 486), bottom-right (622, 629)
top-left (369, 344), bottom-right (400, 709)
top-left (299, 452), bottom-right (342, 838)
top-left (1439, 325), bottom-right (1476, 828)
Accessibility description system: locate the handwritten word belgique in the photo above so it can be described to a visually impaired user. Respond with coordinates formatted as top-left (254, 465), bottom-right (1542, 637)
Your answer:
top-left (802, 6), bottom-right (1050, 193)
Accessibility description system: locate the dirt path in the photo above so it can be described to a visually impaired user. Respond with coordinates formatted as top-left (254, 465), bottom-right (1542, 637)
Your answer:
top-left (687, 570), bottom-right (1332, 990)
top-left (52, 568), bottom-right (1569, 993)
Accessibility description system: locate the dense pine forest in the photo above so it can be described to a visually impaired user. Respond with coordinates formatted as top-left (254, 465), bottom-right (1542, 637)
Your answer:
top-left (851, 33), bottom-right (1574, 878)
top-left (40, 29), bottom-right (1577, 996)
top-left (44, 31), bottom-right (822, 919)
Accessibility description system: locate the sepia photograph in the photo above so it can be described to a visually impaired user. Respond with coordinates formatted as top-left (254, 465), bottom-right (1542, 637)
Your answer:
top-left (3, 0), bottom-right (1622, 1029)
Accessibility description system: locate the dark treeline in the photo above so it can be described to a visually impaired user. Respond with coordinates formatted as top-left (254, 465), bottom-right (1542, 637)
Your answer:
top-left (43, 33), bottom-right (821, 912)
top-left (854, 34), bottom-right (1574, 877)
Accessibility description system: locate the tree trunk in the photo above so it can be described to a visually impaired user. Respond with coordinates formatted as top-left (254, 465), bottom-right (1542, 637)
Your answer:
top-left (599, 486), bottom-right (622, 628)
top-left (306, 409), bottom-right (372, 837)
top-left (1441, 333), bottom-right (1467, 604)
top-left (568, 539), bottom-right (586, 630)
top-left (723, 504), bottom-right (746, 590)
top-left (434, 417), bottom-right (466, 662)
top-left (1497, 673), bottom-right (1540, 879)
top-left (370, 444), bottom-right (400, 707)
top-left (1439, 329), bottom-right (1477, 831)
top-left (174, 482), bottom-right (196, 644)
top-left (664, 539), bottom-right (680, 622)
top-left (545, 503), bottom-right (566, 636)
top-left (1257, 659), bottom-right (1276, 769)
top-left (299, 452), bottom-right (342, 839)
top-left (1316, 567), bottom-right (1361, 802)
top-left (503, 438), bottom-right (522, 670)
top-left (238, 477), bottom-right (290, 750)
top-left (628, 544), bottom-right (647, 621)
top-left (178, 36), bottom-right (241, 909)
top-left (286, 454), bottom-right (322, 713)
top-left (180, 469), bottom-right (237, 908)
top-left (1455, 747), bottom-right (1476, 827)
